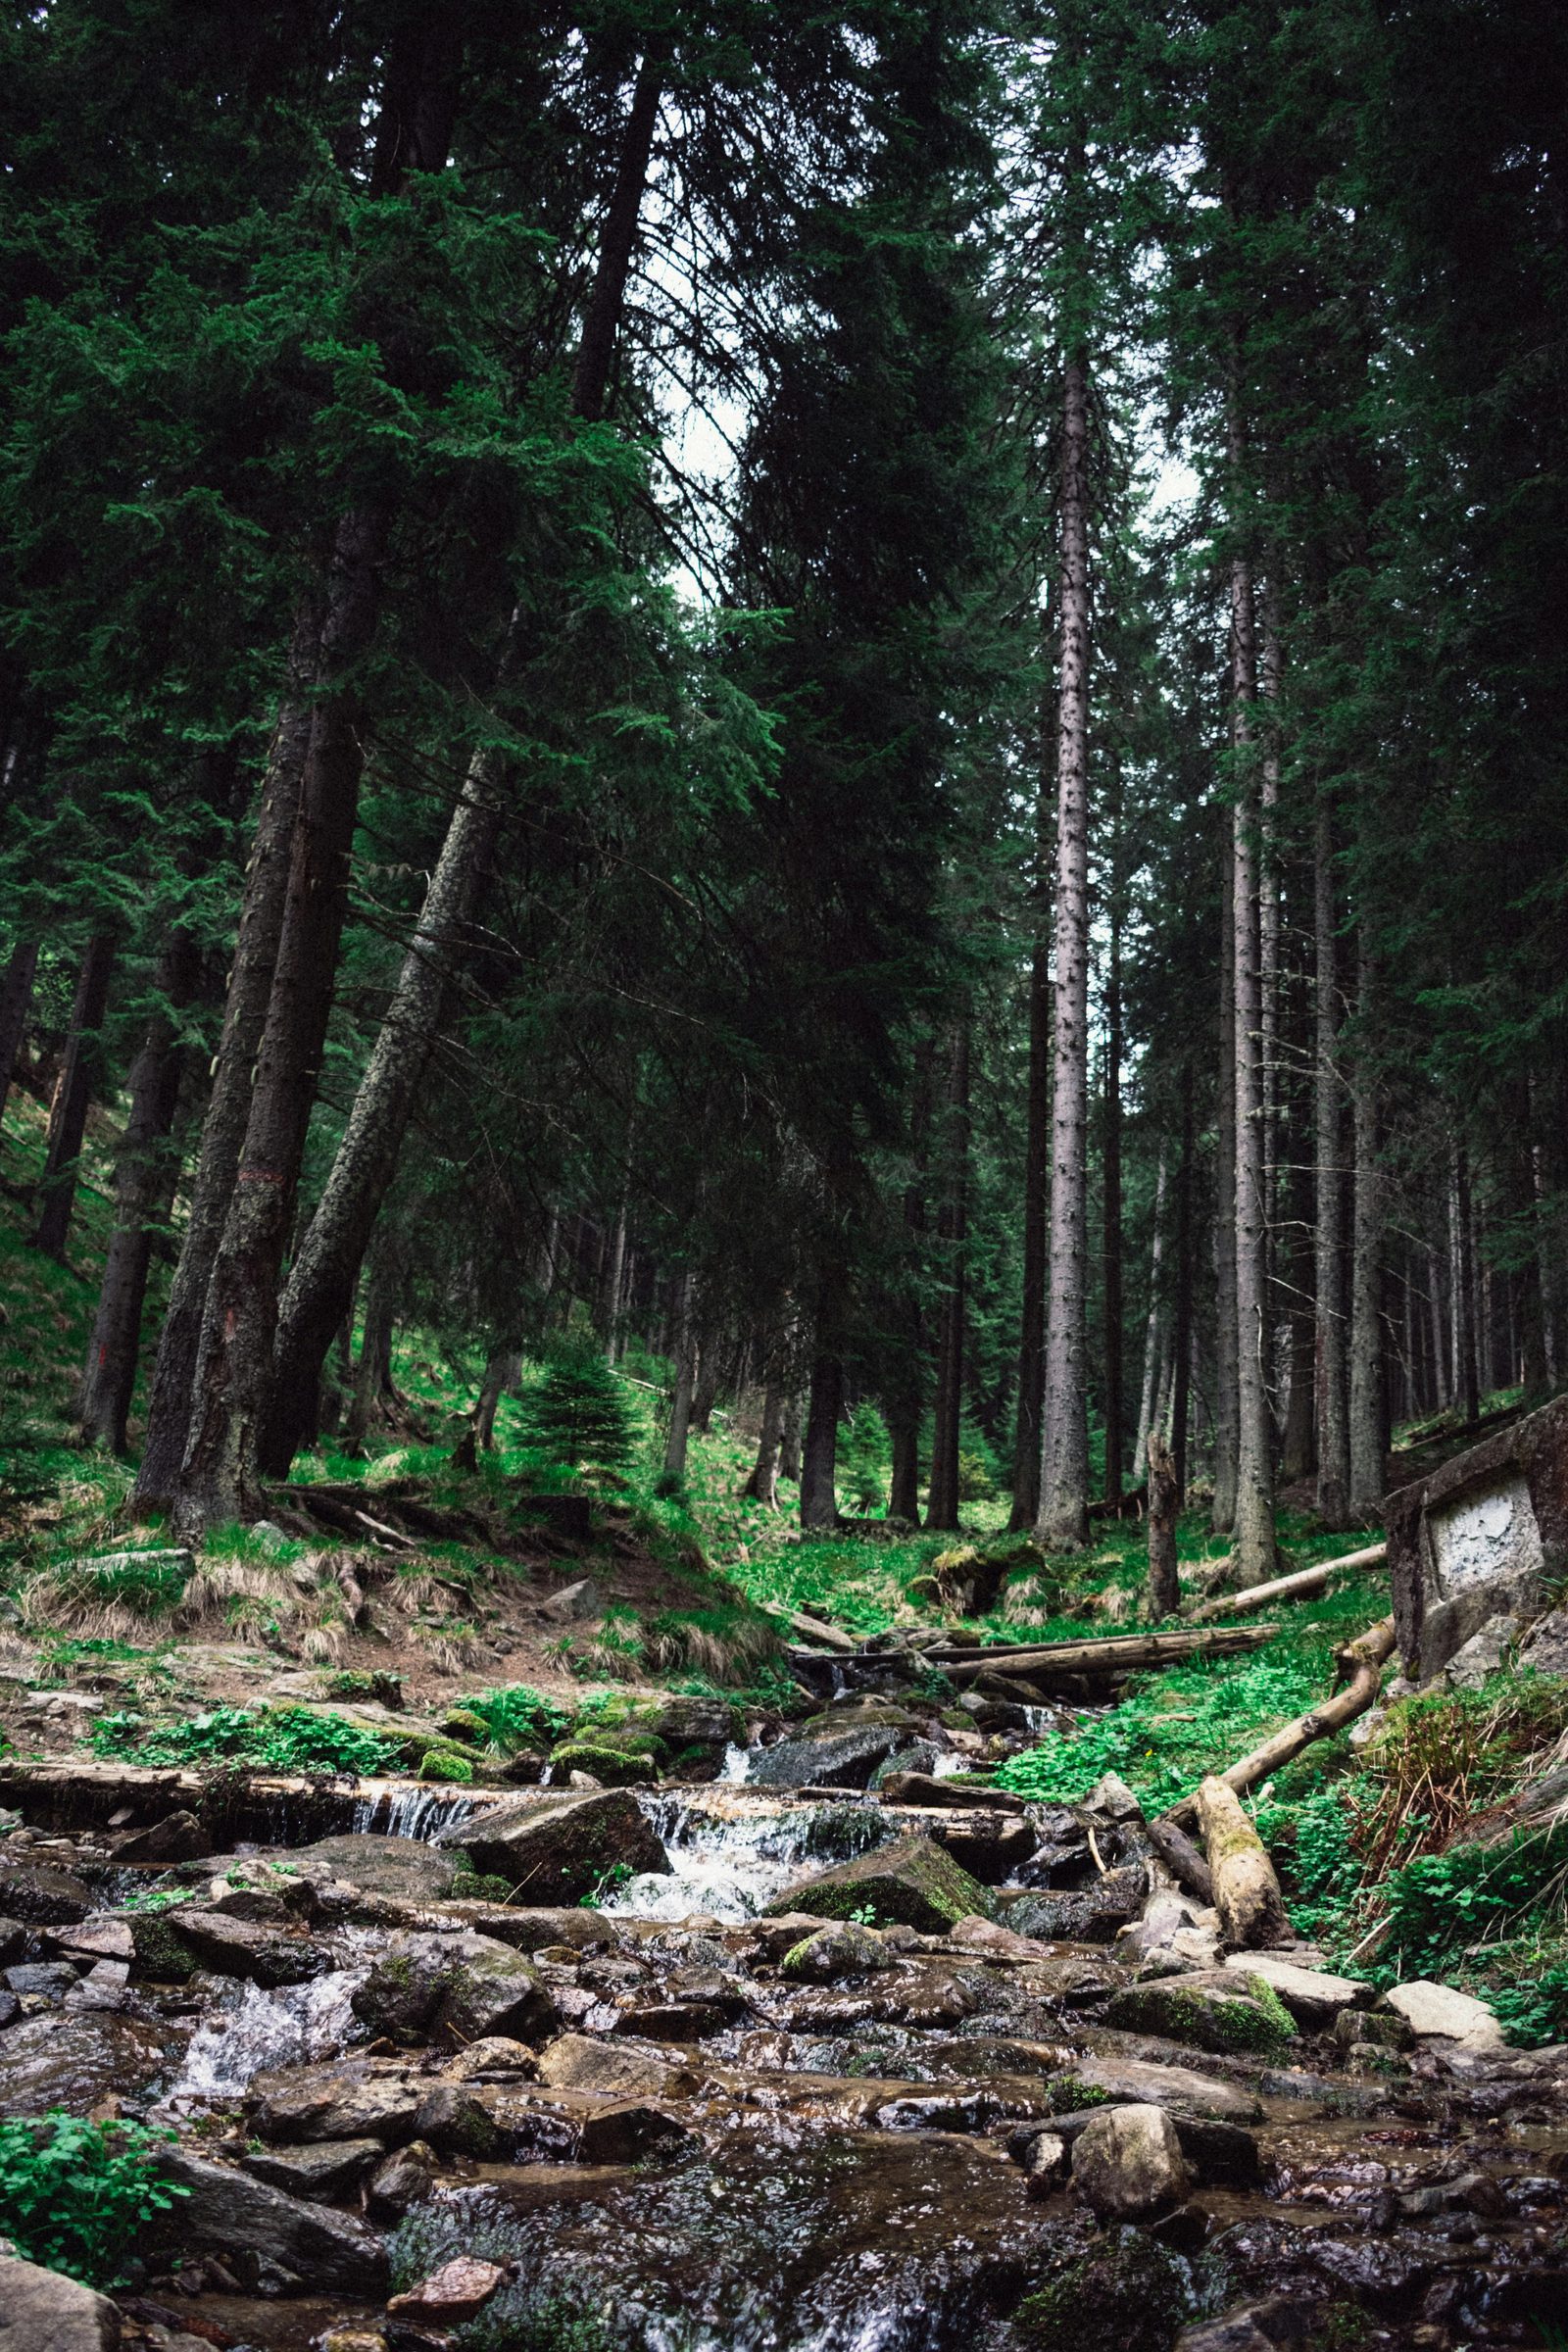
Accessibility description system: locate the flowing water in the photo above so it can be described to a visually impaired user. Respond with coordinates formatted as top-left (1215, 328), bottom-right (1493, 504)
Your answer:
top-left (167, 1956), bottom-right (372, 2100)
top-left (347, 1781), bottom-right (490, 1839)
top-left (600, 1788), bottom-right (852, 1923)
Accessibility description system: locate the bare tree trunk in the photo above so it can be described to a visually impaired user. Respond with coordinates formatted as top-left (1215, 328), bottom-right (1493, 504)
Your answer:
top-left (1037, 347), bottom-right (1092, 1552)
top-left (344, 1238), bottom-right (400, 1453)
top-left (1212, 854), bottom-right (1239, 1534)
top-left (1348, 934), bottom-right (1385, 1514)
top-left (1008, 941), bottom-right (1051, 1530)
top-left (1230, 508), bottom-right (1278, 1586)
top-left (1102, 771), bottom-right (1125, 1507)
top-left (134, 612), bottom-right (319, 1506)
top-left (1171, 1066), bottom-right (1195, 1501)
top-left (779, 1387), bottom-right (804, 1486)
top-left (0, 936), bottom-right (38, 1137)
top-left (78, 930), bottom-right (200, 1451)
top-left (742, 1382), bottom-right (784, 1507)
top-left (1312, 796), bottom-right (1350, 1525)
top-left (1281, 1096), bottom-right (1318, 1483)
top-left (662, 1269), bottom-right (697, 1482)
top-left (1452, 1139), bottom-right (1479, 1426)
top-left (1147, 1432), bottom-right (1181, 1618)
top-left (927, 1019), bottom-right (971, 1533)
top-left (1132, 1150), bottom-right (1168, 1484)
top-left (1258, 586), bottom-right (1282, 1290)
top-left (31, 931), bottom-right (117, 1259)
top-left (799, 1318), bottom-right (843, 1533)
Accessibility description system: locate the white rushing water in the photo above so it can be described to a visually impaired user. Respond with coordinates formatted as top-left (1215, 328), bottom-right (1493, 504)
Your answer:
top-left (168, 1959), bottom-right (372, 2099)
top-left (599, 1792), bottom-right (839, 1924)
top-left (347, 1781), bottom-right (490, 1839)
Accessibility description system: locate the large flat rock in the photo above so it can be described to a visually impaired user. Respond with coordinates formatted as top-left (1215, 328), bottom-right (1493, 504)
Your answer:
top-left (434, 1789), bottom-right (669, 1901)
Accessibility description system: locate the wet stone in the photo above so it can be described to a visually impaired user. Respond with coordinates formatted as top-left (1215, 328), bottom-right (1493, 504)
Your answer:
top-left (154, 2147), bottom-right (388, 2298)
top-left (434, 1788), bottom-right (670, 1901)
top-left (766, 1833), bottom-right (990, 1935)
top-left (0, 2009), bottom-right (174, 2113)
top-left (1071, 2102), bottom-right (1191, 2221)
top-left (1103, 1974), bottom-right (1297, 2057)
top-left (0, 1859), bottom-right (95, 1925)
top-left (240, 2135), bottom-right (384, 2198)
top-left (251, 2057), bottom-right (424, 2145)
top-left (289, 1833), bottom-right (460, 1902)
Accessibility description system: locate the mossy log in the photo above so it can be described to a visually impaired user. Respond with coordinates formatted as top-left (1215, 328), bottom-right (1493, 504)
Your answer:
top-left (1162, 1615), bottom-right (1396, 1833)
top-left (1194, 1776), bottom-right (1292, 1949)
top-left (1189, 1543), bottom-right (1387, 1624)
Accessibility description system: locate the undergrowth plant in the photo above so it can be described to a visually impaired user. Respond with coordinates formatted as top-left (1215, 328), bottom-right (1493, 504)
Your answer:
top-left (0, 2111), bottom-right (188, 2286)
top-left (90, 1703), bottom-right (402, 1776)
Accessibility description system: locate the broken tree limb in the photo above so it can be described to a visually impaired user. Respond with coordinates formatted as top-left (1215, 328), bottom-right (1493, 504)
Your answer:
top-left (760, 1599), bottom-right (858, 1653)
top-left (1144, 1814), bottom-right (1214, 1906)
top-left (1162, 1614), bottom-right (1397, 1831)
top-left (933, 1626), bottom-right (1278, 1683)
top-left (1189, 1542), bottom-right (1387, 1624)
top-left (1195, 1775), bottom-right (1293, 1948)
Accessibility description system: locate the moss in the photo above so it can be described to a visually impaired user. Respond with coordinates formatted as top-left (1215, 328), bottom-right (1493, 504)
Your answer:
top-left (417, 1746), bottom-right (475, 1784)
top-left (1015, 2230), bottom-right (1198, 2352)
top-left (449, 1870), bottom-right (514, 1902)
top-left (1103, 1980), bottom-right (1295, 2057)
top-left (548, 1740), bottom-right (659, 1786)
top-left (1043, 2078), bottom-right (1111, 2115)
top-left (125, 1914), bottom-right (198, 1984)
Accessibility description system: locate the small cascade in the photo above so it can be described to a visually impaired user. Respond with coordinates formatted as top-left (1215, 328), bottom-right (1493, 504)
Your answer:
top-left (719, 1741), bottom-right (752, 1784)
top-left (167, 1952), bottom-right (372, 2100)
top-left (347, 1780), bottom-right (488, 1839)
top-left (602, 1789), bottom-right (839, 1923)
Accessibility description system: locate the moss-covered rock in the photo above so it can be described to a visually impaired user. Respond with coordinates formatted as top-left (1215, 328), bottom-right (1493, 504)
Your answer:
top-left (548, 1740), bottom-right (659, 1787)
top-left (780, 1922), bottom-right (900, 1981)
top-left (765, 1833), bottom-right (989, 1934)
top-left (1102, 1974), bottom-right (1296, 2058)
top-left (433, 1787), bottom-right (669, 1900)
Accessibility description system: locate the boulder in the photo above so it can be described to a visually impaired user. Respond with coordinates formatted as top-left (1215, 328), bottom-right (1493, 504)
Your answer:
top-left (412, 2084), bottom-right (503, 2159)
top-left (156, 2148), bottom-right (388, 2296)
top-left (1517, 1608), bottom-right (1568, 1679)
top-left (575, 2099), bottom-right (698, 2165)
top-left (352, 1931), bottom-right (556, 2045)
top-left (779, 1923), bottom-right (900, 1981)
top-left (541, 1577), bottom-right (605, 1623)
top-left (947, 1916), bottom-right (1053, 1961)
top-left (766, 1834), bottom-right (989, 1935)
top-left (0, 2012), bottom-right (172, 2114)
top-left (1383, 1979), bottom-right (1505, 2051)
top-left (108, 1810), bottom-right (209, 1865)
top-left (921, 1811), bottom-right (1038, 1884)
top-left (367, 2138), bottom-right (438, 2217)
top-left (240, 2137), bottom-right (383, 2198)
top-left (170, 1909), bottom-right (329, 1987)
top-left (289, 1834), bottom-right (459, 1902)
top-left (433, 1789), bottom-right (669, 1901)
top-left (748, 1728), bottom-right (904, 1791)
top-left (1174, 2306), bottom-right (1306, 2352)
top-left (1441, 1612), bottom-right (1521, 1690)
top-left (1073, 2054), bottom-right (1263, 2122)
top-left (1082, 1772), bottom-right (1145, 1823)
top-left (878, 1771), bottom-right (1027, 1813)
top-left (6, 1961), bottom-right (79, 2000)
top-left (1103, 1975), bottom-right (1296, 2058)
top-left (1070, 2102), bottom-right (1191, 2221)
top-left (446, 2035), bottom-right (539, 2082)
top-left (436, 1903), bottom-right (610, 1954)
top-left (535, 2034), bottom-right (694, 2098)
top-left (388, 2257), bottom-right (507, 2324)
top-left (47, 1920), bottom-right (134, 1967)
top-left (993, 1872), bottom-right (1144, 1943)
top-left (1219, 1951), bottom-right (1370, 2031)
top-left (0, 2251), bottom-right (121, 2351)
top-left (0, 1862), bottom-right (94, 1927)
top-left (251, 2059), bottom-right (423, 2146)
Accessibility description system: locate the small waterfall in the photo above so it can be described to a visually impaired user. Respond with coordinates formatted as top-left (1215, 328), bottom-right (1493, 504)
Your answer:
top-left (602, 1792), bottom-right (837, 1924)
top-left (348, 1780), bottom-right (488, 1839)
top-left (167, 1957), bottom-right (371, 2099)
top-left (720, 1742), bottom-right (752, 1784)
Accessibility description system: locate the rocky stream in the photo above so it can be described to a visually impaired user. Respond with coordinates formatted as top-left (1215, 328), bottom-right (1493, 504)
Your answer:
top-left (0, 1685), bottom-right (1564, 2352)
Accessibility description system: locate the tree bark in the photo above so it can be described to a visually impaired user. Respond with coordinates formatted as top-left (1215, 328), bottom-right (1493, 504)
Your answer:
top-left (1132, 1149), bottom-right (1168, 1484)
top-left (1170, 1067), bottom-right (1195, 1502)
top-left (1102, 773), bottom-right (1125, 1506)
top-left (172, 502), bottom-right (390, 1535)
top-left (134, 606), bottom-right (320, 1506)
top-left (779, 1387), bottom-right (804, 1486)
top-left (1037, 346), bottom-right (1093, 1552)
top-left (1348, 940), bottom-right (1385, 1516)
top-left (344, 1239), bottom-right (401, 1453)
top-left (1230, 500), bottom-right (1277, 1586)
top-left (31, 930), bottom-right (117, 1259)
top-left (0, 936), bottom-right (38, 1138)
top-left (1008, 941), bottom-right (1051, 1530)
top-left (1452, 1140), bottom-right (1479, 1425)
top-left (799, 1341), bottom-right (844, 1533)
top-left (926, 1018), bottom-right (971, 1533)
top-left (1211, 853), bottom-right (1239, 1534)
top-left (1195, 1776), bottom-right (1292, 1949)
top-left (1146, 1431), bottom-right (1180, 1618)
top-left (78, 929), bottom-right (200, 1452)
top-left (662, 1269), bottom-right (697, 1481)
top-left (742, 1381), bottom-right (784, 1507)
top-left (1313, 795), bottom-right (1350, 1524)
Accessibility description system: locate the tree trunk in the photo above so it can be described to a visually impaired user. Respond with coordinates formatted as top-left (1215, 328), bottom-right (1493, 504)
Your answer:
top-left (1281, 1103), bottom-right (1318, 1483)
top-left (77, 930), bottom-right (200, 1451)
top-left (1230, 514), bottom-right (1278, 1586)
top-left (1147, 1431), bottom-right (1180, 1618)
top-left (1102, 775), bottom-right (1125, 1506)
top-left (0, 936), bottom-right (39, 1137)
top-left (1008, 940), bottom-right (1050, 1530)
top-left (1348, 934), bottom-right (1385, 1516)
top-left (1313, 796), bottom-right (1349, 1525)
top-left (926, 1019), bottom-right (971, 1534)
top-left (779, 1387), bottom-right (804, 1486)
top-left (1452, 1140), bottom-right (1479, 1425)
top-left (31, 930), bottom-right (117, 1259)
top-left (1131, 1150), bottom-right (1168, 1484)
top-left (1037, 346), bottom-right (1093, 1552)
top-left (662, 1270), bottom-right (697, 1481)
top-left (172, 502), bottom-right (390, 1535)
top-left (473, 1343), bottom-right (520, 1452)
top-left (1195, 1775), bottom-right (1292, 1949)
top-left (133, 604), bottom-right (320, 1506)
top-left (800, 1340), bottom-right (844, 1532)
top-left (742, 1382), bottom-right (784, 1507)
top-left (1211, 854), bottom-right (1239, 1534)
top-left (1170, 1066), bottom-right (1195, 1501)
top-left (344, 1239), bottom-right (401, 1452)
top-left (257, 53), bottom-right (663, 1477)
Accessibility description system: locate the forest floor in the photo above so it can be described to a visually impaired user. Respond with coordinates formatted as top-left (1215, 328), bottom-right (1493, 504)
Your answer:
top-left (1, 1075), bottom-right (1566, 2046)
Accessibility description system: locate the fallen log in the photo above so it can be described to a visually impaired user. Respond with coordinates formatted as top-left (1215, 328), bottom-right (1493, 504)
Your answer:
top-left (1162, 1614), bottom-right (1396, 1830)
top-left (1144, 1814), bottom-right (1214, 1906)
top-left (1196, 1775), bottom-right (1292, 1948)
top-left (760, 1599), bottom-right (858, 1653)
top-left (933, 1626), bottom-right (1278, 1683)
top-left (1189, 1542), bottom-right (1387, 1624)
